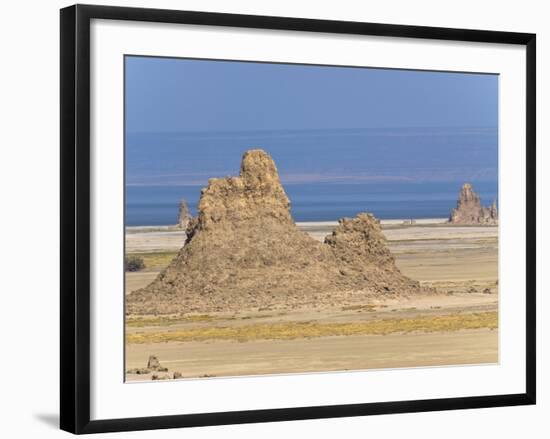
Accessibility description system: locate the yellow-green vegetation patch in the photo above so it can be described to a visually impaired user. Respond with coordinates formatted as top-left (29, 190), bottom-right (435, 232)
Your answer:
top-left (126, 314), bottom-right (217, 327)
top-left (126, 251), bottom-right (178, 270)
top-left (240, 314), bottom-right (274, 320)
top-left (341, 304), bottom-right (377, 312)
top-left (126, 311), bottom-right (498, 344)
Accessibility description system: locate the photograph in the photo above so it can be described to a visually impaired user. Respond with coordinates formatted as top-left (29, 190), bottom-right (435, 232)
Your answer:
top-left (0, 0), bottom-right (541, 435)
top-left (123, 56), bottom-right (499, 382)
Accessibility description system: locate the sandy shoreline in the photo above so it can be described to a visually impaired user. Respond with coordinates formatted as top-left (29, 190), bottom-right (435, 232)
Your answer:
top-left (126, 217), bottom-right (448, 232)
top-left (125, 218), bottom-right (496, 252)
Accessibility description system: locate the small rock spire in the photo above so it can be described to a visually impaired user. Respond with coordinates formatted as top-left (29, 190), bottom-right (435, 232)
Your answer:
top-left (449, 183), bottom-right (498, 225)
top-left (177, 199), bottom-right (191, 229)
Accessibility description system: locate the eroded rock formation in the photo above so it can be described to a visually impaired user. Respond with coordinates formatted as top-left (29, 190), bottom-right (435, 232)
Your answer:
top-left (126, 149), bottom-right (431, 315)
top-left (126, 354), bottom-right (168, 375)
top-left (176, 199), bottom-right (191, 229)
top-left (449, 183), bottom-right (498, 225)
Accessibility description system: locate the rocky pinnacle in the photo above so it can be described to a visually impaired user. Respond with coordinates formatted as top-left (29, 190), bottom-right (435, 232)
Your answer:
top-left (127, 149), bottom-right (432, 315)
top-left (449, 183), bottom-right (498, 225)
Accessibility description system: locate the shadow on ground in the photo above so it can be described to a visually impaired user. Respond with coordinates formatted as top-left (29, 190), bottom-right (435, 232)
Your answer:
top-left (34, 413), bottom-right (58, 430)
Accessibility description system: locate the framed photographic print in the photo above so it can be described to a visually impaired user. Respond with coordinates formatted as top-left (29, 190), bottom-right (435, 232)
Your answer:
top-left (60, 4), bottom-right (536, 434)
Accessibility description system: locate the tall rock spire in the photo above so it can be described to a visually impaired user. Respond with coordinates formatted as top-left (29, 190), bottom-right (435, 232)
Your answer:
top-left (127, 149), bottom-right (432, 315)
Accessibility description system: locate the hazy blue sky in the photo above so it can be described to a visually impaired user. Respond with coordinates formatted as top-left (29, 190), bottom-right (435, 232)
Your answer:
top-left (125, 56), bottom-right (498, 134)
top-left (124, 56), bottom-right (498, 185)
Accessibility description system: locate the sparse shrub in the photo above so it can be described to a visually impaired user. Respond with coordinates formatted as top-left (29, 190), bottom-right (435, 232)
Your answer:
top-left (125, 255), bottom-right (145, 272)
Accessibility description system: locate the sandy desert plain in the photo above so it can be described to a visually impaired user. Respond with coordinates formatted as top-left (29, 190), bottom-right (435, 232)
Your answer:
top-left (125, 218), bottom-right (498, 381)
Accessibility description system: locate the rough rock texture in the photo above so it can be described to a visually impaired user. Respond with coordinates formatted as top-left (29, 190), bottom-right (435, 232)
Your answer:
top-left (147, 355), bottom-right (160, 370)
top-left (126, 149), bottom-right (431, 315)
top-left (177, 199), bottom-right (191, 229)
top-left (147, 355), bottom-right (167, 371)
top-left (151, 374), bottom-right (171, 381)
top-left (126, 368), bottom-right (150, 375)
top-left (449, 183), bottom-right (498, 225)
top-left (127, 355), bottom-right (167, 375)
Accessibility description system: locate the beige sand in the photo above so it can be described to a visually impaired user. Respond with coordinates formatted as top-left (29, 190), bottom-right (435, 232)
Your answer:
top-left (125, 272), bottom-right (159, 295)
top-left (126, 329), bottom-right (497, 381)
top-left (125, 221), bottom-right (498, 380)
top-left (126, 229), bottom-right (187, 253)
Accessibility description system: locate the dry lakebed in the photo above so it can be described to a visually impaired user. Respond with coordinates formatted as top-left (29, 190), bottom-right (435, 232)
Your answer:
top-left (125, 219), bottom-right (498, 381)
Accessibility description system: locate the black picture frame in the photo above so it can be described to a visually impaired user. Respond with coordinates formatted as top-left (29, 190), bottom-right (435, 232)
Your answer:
top-left (60, 4), bottom-right (536, 434)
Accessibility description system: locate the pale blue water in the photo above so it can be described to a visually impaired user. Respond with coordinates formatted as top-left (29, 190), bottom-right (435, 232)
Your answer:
top-left (125, 181), bottom-right (498, 226)
top-left (125, 127), bottom-right (498, 225)
top-left (126, 127), bottom-right (498, 187)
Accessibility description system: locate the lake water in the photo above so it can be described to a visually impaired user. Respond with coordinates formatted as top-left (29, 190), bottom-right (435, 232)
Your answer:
top-left (125, 127), bottom-right (498, 225)
top-left (125, 181), bottom-right (498, 226)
